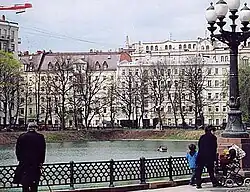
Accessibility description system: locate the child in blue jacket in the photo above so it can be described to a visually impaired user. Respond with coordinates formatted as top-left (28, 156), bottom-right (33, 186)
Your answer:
top-left (186, 144), bottom-right (198, 185)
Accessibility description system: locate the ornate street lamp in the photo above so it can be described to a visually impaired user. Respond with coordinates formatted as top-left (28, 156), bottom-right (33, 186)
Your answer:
top-left (206, 0), bottom-right (250, 138)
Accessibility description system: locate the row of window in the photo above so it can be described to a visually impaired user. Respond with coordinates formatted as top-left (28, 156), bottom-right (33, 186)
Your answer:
top-left (145, 43), bottom-right (198, 51)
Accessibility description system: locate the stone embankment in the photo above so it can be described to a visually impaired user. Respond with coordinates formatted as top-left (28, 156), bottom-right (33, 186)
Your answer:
top-left (0, 129), bottom-right (212, 145)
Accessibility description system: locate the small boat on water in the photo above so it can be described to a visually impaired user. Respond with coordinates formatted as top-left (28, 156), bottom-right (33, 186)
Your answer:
top-left (157, 146), bottom-right (168, 152)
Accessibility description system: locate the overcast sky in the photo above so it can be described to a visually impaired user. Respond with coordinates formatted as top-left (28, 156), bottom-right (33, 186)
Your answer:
top-left (1, 0), bottom-right (246, 52)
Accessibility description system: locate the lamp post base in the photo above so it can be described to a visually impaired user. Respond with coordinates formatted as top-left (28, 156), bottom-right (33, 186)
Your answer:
top-left (221, 109), bottom-right (249, 138)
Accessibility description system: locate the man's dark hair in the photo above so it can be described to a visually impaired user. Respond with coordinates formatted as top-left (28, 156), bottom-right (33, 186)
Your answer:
top-left (204, 124), bottom-right (215, 133)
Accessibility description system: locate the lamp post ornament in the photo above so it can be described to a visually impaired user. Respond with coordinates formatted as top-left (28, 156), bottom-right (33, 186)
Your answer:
top-left (206, 0), bottom-right (250, 138)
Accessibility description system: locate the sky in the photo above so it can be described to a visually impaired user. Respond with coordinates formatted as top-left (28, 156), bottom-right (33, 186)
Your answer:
top-left (0, 0), bottom-right (246, 53)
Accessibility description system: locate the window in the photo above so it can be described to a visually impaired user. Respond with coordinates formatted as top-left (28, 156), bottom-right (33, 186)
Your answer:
top-left (41, 108), bottom-right (45, 114)
top-left (225, 56), bottom-right (228, 61)
top-left (223, 92), bottom-right (227, 99)
top-left (174, 68), bottom-right (178, 74)
top-left (215, 80), bottom-right (219, 87)
top-left (189, 106), bottom-right (193, 112)
top-left (201, 46), bottom-right (205, 50)
top-left (103, 108), bottom-right (106, 113)
top-left (146, 46), bottom-right (149, 51)
top-left (41, 76), bottom-right (45, 81)
top-left (215, 106), bottom-right (219, 112)
top-left (21, 98), bottom-right (25, 103)
top-left (111, 75), bottom-right (114, 80)
top-left (103, 61), bottom-right (108, 69)
top-left (150, 46), bottom-right (153, 51)
top-left (168, 119), bottom-right (171, 125)
top-left (189, 119), bottom-right (192, 125)
top-left (208, 68), bottom-right (212, 75)
top-left (188, 44), bottom-right (191, 49)
top-left (41, 97), bottom-right (45, 102)
top-left (103, 76), bottom-right (107, 80)
top-left (223, 106), bottom-right (227, 112)
top-left (184, 44), bottom-right (187, 49)
top-left (11, 44), bottom-right (15, 52)
top-left (167, 69), bottom-right (171, 76)
top-left (122, 69), bottom-right (125, 75)
top-left (206, 45), bottom-right (209, 50)
top-left (193, 44), bottom-right (196, 49)
top-left (208, 106), bottom-right (211, 112)
top-left (29, 97), bottom-right (32, 103)
top-left (209, 119), bottom-right (213, 125)
top-left (216, 119), bottom-right (219, 125)
top-left (41, 87), bottom-right (45, 92)
top-left (155, 45), bottom-right (158, 51)
top-left (160, 69), bottom-right (164, 76)
top-left (182, 106), bottom-right (186, 112)
top-left (135, 69), bottom-right (139, 75)
top-left (169, 45), bottom-right (172, 49)
top-left (215, 93), bottom-right (219, 99)
top-left (95, 61), bottom-right (100, 69)
top-left (208, 93), bottom-right (212, 99)
top-left (208, 80), bottom-right (212, 87)
top-left (29, 108), bottom-right (32, 115)
top-left (20, 108), bottom-right (24, 115)
top-left (165, 45), bottom-right (168, 50)
top-left (182, 93), bottom-right (185, 100)
top-left (179, 44), bottom-right (182, 49)
top-left (167, 106), bottom-right (171, 113)
top-left (221, 56), bottom-right (224, 62)
top-left (215, 68), bottom-right (219, 75)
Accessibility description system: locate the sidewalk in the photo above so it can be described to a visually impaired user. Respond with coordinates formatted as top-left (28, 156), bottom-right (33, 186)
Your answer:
top-left (132, 184), bottom-right (250, 192)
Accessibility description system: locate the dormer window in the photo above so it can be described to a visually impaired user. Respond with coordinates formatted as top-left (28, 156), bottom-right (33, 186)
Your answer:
top-left (48, 62), bottom-right (52, 70)
top-left (95, 61), bottom-right (100, 69)
top-left (179, 44), bottom-right (182, 50)
top-left (103, 61), bottom-right (108, 69)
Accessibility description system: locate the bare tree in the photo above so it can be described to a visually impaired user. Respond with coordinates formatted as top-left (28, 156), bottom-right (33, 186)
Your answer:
top-left (73, 58), bottom-right (107, 129)
top-left (50, 55), bottom-right (74, 130)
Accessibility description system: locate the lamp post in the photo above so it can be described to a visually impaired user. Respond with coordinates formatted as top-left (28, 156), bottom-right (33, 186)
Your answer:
top-left (206, 0), bottom-right (250, 138)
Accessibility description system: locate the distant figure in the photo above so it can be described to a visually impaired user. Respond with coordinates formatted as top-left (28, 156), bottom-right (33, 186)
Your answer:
top-left (195, 125), bottom-right (218, 189)
top-left (186, 144), bottom-right (198, 186)
top-left (13, 122), bottom-right (46, 192)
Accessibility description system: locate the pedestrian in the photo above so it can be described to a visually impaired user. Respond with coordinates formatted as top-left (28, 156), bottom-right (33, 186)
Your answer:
top-left (13, 122), bottom-right (46, 192)
top-left (186, 143), bottom-right (198, 186)
top-left (195, 125), bottom-right (218, 189)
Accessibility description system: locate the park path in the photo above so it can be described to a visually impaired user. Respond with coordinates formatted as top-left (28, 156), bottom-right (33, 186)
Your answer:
top-left (132, 184), bottom-right (249, 192)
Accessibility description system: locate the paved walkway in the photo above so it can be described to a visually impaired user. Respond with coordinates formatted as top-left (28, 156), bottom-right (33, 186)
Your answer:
top-left (133, 184), bottom-right (250, 192)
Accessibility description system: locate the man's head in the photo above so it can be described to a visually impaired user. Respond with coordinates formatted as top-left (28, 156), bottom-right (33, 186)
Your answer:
top-left (27, 122), bottom-right (38, 131)
top-left (204, 124), bottom-right (216, 134)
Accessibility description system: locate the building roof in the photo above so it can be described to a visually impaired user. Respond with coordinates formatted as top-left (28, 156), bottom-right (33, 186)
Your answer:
top-left (20, 51), bottom-right (132, 72)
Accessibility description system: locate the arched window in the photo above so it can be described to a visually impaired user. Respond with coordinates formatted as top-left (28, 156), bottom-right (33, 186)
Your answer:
top-left (225, 56), bottom-right (228, 62)
top-left (221, 56), bottom-right (224, 62)
top-left (248, 42), bottom-right (250, 47)
top-left (184, 44), bottom-right (187, 49)
top-left (188, 44), bottom-right (191, 49)
top-left (95, 61), bottom-right (100, 69)
top-left (150, 46), bottom-right (154, 51)
top-left (155, 45), bottom-right (158, 51)
top-left (179, 44), bottom-right (182, 49)
top-left (193, 44), bottom-right (196, 49)
top-left (103, 61), bottom-right (108, 69)
top-left (201, 46), bottom-right (205, 50)
top-left (213, 56), bottom-right (216, 61)
top-left (169, 45), bottom-right (172, 50)
top-left (206, 45), bottom-right (209, 50)
top-left (146, 46), bottom-right (149, 51)
top-left (165, 45), bottom-right (168, 50)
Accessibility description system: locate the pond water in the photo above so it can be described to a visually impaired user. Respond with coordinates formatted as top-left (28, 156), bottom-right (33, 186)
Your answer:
top-left (0, 140), bottom-right (196, 166)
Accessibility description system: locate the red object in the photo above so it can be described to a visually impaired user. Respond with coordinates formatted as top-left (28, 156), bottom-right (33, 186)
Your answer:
top-left (0, 3), bottom-right (32, 11)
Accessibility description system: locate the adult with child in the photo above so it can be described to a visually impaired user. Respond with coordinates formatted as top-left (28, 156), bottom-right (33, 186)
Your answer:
top-left (186, 144), bottom-right (198, 186)
top-left (195, 125), bottom-right (218, 189)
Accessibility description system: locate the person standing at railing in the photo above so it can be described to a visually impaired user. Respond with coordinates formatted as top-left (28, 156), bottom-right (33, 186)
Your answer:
top-left (195, 125), bottom-right (219, 189)
top-left (186, 143), bottom-right (198, 186)
top-left (13, 122), bottom-right (46, 192)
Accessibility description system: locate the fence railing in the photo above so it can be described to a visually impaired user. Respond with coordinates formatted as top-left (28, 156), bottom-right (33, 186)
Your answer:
top-left (0, 156), bottom-right (198, 189)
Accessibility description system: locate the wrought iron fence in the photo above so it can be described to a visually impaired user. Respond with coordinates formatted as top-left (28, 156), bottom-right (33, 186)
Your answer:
top-left (0, 156), bottom-right (199, 189)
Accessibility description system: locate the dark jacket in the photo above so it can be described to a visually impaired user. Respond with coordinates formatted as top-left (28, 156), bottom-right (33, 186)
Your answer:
top-left (196, 132), bottom-right (217, 166)
top-left (13, 130), bottom-right (46, 185)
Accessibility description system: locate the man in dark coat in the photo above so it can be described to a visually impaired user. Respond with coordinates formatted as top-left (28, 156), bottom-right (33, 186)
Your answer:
top-left (13, 122), bottom-right (46, 192)
top-left (196, 125), bottom-right (218, 189)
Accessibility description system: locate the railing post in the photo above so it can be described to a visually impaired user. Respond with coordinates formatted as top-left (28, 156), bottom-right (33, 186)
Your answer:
top-left (109, 159), bottom-right (114, 187)
top-left (70, 161), bottom-right (74, 189)
top-left (140, 157), bottom-right (146, 184)
top-left (168, 156), bottom-right (173, 181)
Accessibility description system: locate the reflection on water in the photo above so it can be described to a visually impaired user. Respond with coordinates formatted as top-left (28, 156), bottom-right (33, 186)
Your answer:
top-left (0, 140), bottom-right (196, 166)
